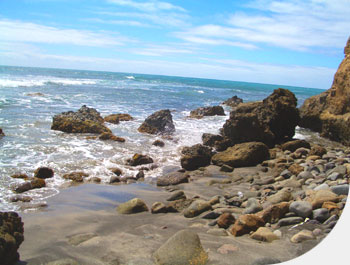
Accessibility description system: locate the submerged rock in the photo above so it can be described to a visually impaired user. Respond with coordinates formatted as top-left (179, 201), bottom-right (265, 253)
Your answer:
top-left (0, 212), bottom-right (24, 265)
top-left (190, 105), bottom-right (225, 119)
top-left (153, 230), bottom-right (208, 265)
top-left (212, 142), bottom-right (269, 168)
top-left (138, 109), bottom-right (175, 135)
top-left (104, 113), bottom-right (133, 124)
top-left (98, 132), bottom-right (125, 142)
top-left (13, 178), bottom-right (46, 193)
top-left (299, 37), bottom-right (350, 145)
top-left (0, 128), bottom-right (4, 138)
top-left (34, 167), bottom-right (54, 179)
top-left (180, 144), bottom-right (214, 171)
top-left (221, 88), bottom-right (299, 147)
top-left (51, 105), bottom-right (111, 134)
top-left (62, 172), bottom-right (88, 182)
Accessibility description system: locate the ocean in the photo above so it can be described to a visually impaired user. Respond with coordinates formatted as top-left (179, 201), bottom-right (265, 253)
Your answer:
top-left (0, 65), bottom-right (323, 211)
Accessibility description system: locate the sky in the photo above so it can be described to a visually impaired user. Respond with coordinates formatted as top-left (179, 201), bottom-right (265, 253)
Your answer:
top-left (0, 0), bottom-right (349, 89)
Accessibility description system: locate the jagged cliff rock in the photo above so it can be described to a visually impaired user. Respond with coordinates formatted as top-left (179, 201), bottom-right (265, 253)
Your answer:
top-left (221, 88), bottom-right (299, 147)
top-left (300, 37), bottom-right (350, 144)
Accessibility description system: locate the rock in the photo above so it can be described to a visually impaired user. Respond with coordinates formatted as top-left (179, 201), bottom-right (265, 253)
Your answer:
top-left (110, 167), bottom-right (123, 176)
top-left (68, 233), bottom-right (97, 246)
top-left (222, 95), bottom-right (243, 108)
top-left (167, 191), bottom-right (186, 201)
top-left (63, 172), bottom-right (88, 182)
top-left (116, 198), bottom-right (148, 214)
top-left (212, 142), bottom-right (269, 168)
top-left (281, 139), bottom-right (310, 152)
top-left (152, 140), bottom-right (165, 147)
top-left (138, 109), bottom-right (175, 135)
top-left (243, 198), bottom-right (263, 214)
top-left (183, 200), bottom-right (212, 218)
top-left (256, 202), bottom-right (290, 223)
top-left (209, 196), bottom-right (220, 205)
top-left (99, 132), bottom-right (125, 142)
top-left (51, 105), bottom-right (111, 134)
top-left (128, 154), bottom-right (153, 166)
top-left (202, 133), bottom-right (223, 147)
top-left (331, 184), bottom-right (349, 195)
top-left (109, 176), bottom-right (121, 184)
top-left (220, 164), bottom-right (234, 172)
top-left (250, 227), bottom-right (279, 242)
top-left (180, 144), bottom-right (214, 171)
top-left (230, 214), bottom-right (265, 236)
top-left (207, 228), bottom-right (228, 237)
top-left (190, 105), bottom-right (225, 118)
top-left (314, 183), bottom-right (329, 191)
top-left (10, 173), bottom-right (30, 179)
top-left (266, 189), bottom-right (292, 204)
top-left (290, 230), bottom-right (315, 243)
top-left (289, 201), bottom-right (313, 218)
top-left (156, 172), bottom-right (189, 186)
top-left (309, 189), bottom-right (338, 209)
top-left (277, 217), bottom-right (303, 227)
top-left (288, 164), bottom-right (304, 176)
top-left (10, 195), bottom-right (32, 202)
top-left (0, 128), bottom-right (4, 137)
top-left (34, 167), bottom-right (54, 179)
top-left (313, 208), bottom-right (330, 223)
top-left (167, 198), bottom-right (193, 212)
top-left (202, 211), bottom-right (220, 219)
top-left (217, 213), bottom-right (236, 229)
top-left (222, 88), bottom-right (299, 147)
top-left (309, 145), bottom-right (327, 157)
top-left (153, 230), bottom-right (208, 265)
top-left (299, 38), bottom-right (350, 145)
top-left (46, 259), bottom-right (80, 265)
top-left (0, 212), bottom-right (24, 265)
top-left (13, 178), bottom-right (46, 193)
top-left (250, 257), bottom-right (281, 265)
top-left (104, 113), bottom-right (133, 124)
top-left (151, 202), bottom-right (168, 214)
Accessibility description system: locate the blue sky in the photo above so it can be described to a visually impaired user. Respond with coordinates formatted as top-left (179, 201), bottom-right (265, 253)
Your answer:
top-left (0, 0), bottom-right (349, 88)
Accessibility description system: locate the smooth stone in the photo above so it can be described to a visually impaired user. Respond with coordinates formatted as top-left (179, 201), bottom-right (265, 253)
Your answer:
top-left (277, 217), bottom-right (303, 227)
top-left (250, 227), bottom-right (279, 242)
top-left (297, 171), bottom-right (314, 180)
top-left (167, 190), bottom-right (186, 201)
top-left (117, 198), bottom-right (148, 214)
top-left (325, 220), bottom-right (337, 230)
top-left (290, 230), bottom-right (315, 243)
top-left (243, 198), bottom-right (263, 214)
top-left (314, 183), bottom-right (329, 191)
top-left (183, 200), bottom-right (212, 218)
top-left (312, 208), bottom-right (330, 223)
top-left (209, 195), bottom-right (220, 205)
top-left (202, 211), bottom-right (221, 219)
top-left (153, 230), bottom-right (208, 265)
top-left (151, 202), bottom-right (168, 214)
top-left (273, 230), bottom-right (282, 238)
top-left (331, 184), bottom-right (349, 195)
top-left (323, 214), bottom-right (338, 225)
top-left (327, 172), bottom-right (342, 181)
top-left (289, 201), bottom-right (313, 218)
top-left (313, 228), bottom-right (323, 237)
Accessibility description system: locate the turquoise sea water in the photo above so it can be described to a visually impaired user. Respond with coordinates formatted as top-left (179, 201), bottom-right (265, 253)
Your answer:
top-left (0, 65), bottom-right (323, 211)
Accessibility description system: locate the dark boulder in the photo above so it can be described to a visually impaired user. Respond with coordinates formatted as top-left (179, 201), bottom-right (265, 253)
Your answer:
top-left (212, 142), bottom-right (269, 168)
top-left (51, 105), bottom-right (111, 134)
top-left (152, 139), bottom-right (165, 147)
top-left (190, 106), bottom-right (225, 119)
top-left (138, 109), bottom-right (175, 135)
top-left (128, 154), bottom-right (153, 166)
top-left (299, 37), bottom-right (350, 145)
top-left (34, 167), bottom-right (54, 179)
top-left (202, 133), bottom-right (232, 151)
top-left (281, 139), bottom-right (311, 152)
top-left (0, 212), bottom-right (24, 265)
top-left (222, 88), bottom-right (299, 147)
top-left (222, 95), bottom-right (243, 108)
top-left (13, 178), bottom-right (46, 193)
top-left (180, 144), bottom-right (214, 171)
top-left (62, 172), bottom-right (88, 182)
top-left (0, 128), bottom-right (4, 138)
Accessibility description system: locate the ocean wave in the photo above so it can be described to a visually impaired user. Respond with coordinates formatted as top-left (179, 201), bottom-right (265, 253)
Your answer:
top-left (0, 76), bottom-right (98, 88)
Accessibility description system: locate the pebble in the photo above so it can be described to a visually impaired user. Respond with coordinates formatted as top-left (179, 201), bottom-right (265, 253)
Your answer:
top-left (314, 183), bottom-right (329, 191)
top-left (289, 201), bottom-right (313, 219)
top-left (331, 184), bottom-right (349, 195)
top-left (207, 228), bottom-right (228, 237)
top-left (312, 208), bottom-right (330, 223)
top-left (250, 257), bottom-right (281, 265)
top-left (202, 211), bottom-right (220, 219)
top-left (312, 228), bottom-right (323, 237)
top-left (166, 190), bottom-right (186, 201)
top-left (277, 217), bottom-right (304, 227)
top-left (290, 229), bottom-right (315, 243)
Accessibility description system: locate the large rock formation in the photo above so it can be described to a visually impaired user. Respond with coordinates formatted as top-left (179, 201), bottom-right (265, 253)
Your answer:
top-left (299, 37), bottom-right (350, 145)
top-left (138, 109), bottom-right (175, 135)
top-left (221, 88), bottom-right (299, 147)
top-left (51, 105), bottom-right (111, 134)
top-left (0, 212), bottom-right (24, 265)
top-left (222, 95), bottom-right (243, 108)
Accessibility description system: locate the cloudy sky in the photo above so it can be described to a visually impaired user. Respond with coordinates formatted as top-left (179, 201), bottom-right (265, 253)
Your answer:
top-left (0, 0), bottom-right (349, 88)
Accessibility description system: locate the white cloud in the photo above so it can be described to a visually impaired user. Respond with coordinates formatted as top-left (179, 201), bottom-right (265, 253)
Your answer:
top-left (176, 0), bottom-right (350, 52)
top-left (83, 17), bottom-right (150, 27)
top-left (0, 19), bottom-right (126, 47)
top-left (107, 0), bottom-right (186, 12)
top-left (0, 46), bottom-right (336, 89)
top-left (131, 44), bottom-right (196, 56)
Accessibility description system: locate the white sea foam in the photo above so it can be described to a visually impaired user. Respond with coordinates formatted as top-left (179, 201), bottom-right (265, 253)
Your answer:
top-left (125, 76), bottom-right (135, 80)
